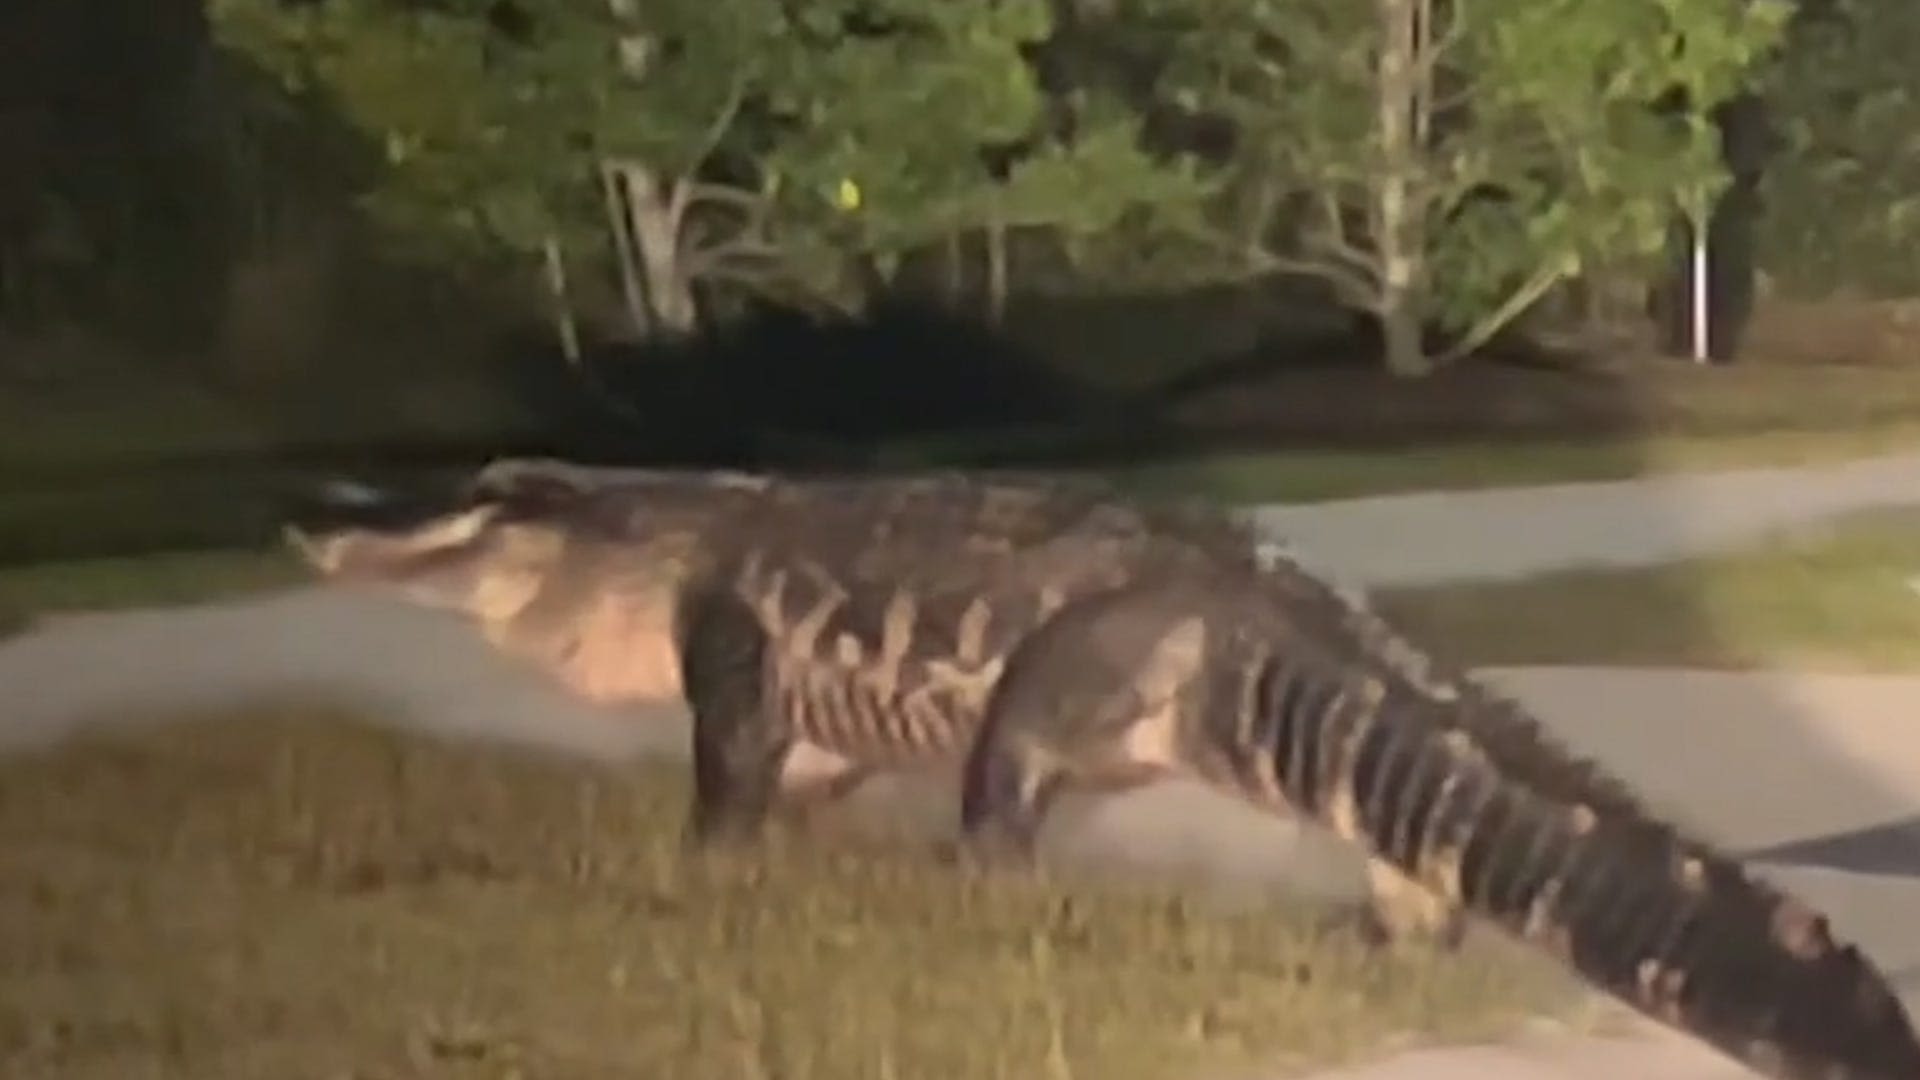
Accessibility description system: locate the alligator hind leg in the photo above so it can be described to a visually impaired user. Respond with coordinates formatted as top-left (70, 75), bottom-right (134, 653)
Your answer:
top-left (958, 596), bottom-right (1204, 869)
top-left (678, 589), bottom-right (790, 849)
top-left (956, 726), bottom-right (1072, 868)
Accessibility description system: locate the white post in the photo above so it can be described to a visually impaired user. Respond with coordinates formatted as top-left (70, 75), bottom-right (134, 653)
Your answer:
top-left (1690, 221), bottom-right (1711, 363)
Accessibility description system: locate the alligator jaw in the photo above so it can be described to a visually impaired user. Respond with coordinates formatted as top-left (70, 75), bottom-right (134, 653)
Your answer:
top-left (281, 524), bottom-right (335, 573)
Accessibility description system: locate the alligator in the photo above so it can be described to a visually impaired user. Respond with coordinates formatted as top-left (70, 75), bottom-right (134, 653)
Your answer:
top-left (286, 462), bottom-right (1279, 806)
top-left (289, 462), bottom-right (1920, 1076)
top-left (289, 461), bottom-right (1455, 941)
top-left (287, 459), bottom-right (1268, 715)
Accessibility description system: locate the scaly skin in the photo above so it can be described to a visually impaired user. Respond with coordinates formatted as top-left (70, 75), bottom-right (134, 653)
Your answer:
top-left (290, 461), bottom-right (1469, 944)
top-left (285, 461), bottom-right (1281, 828)
top-left (954, 563), bottom-right (1920, 1079)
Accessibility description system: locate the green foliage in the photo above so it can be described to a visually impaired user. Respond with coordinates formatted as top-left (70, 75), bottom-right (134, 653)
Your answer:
top-left (210, 0), bottom-right (599, 260)
top-left (0, 0), bottom-right (246, 354)
top-left (208, 0), bottom-right (1210, 314)
top-left (23, 0), bottom-right (1810, 386)
top-left (728, 0), bottom-right (1065, 300)
top-left (1425, 0), bottom-right (1778, 326)
top-left (1760, 0), bottom-right (1920, 297)
top-left (1139, 0), bottom-right (1789, 356)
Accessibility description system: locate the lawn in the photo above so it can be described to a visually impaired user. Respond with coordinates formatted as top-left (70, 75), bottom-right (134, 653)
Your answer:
top-left (865, 354), bottom-right (1920, 504)
top-left (0, 547), bottom-right (303, 639)
top-left (1376, 505), bottom-right (1920, 672)
top-left (9, 338), bottom-right (1920, 567)
top-left (0, 705), bottom-right (1597, 1080)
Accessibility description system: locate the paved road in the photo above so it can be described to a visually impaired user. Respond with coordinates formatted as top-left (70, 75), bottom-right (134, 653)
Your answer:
top-left (1245, 449), bottom-right (1920, 587)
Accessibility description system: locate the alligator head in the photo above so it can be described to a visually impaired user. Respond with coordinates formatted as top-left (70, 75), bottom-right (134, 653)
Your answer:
top-left (285, 494), bottom-right (570, 624)
top-left (282, 465), bottom-right (759, 705)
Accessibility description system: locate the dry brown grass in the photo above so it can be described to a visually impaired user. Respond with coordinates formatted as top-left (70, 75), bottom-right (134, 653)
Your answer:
top-left (0, 704), bottom-right (1597, 1080)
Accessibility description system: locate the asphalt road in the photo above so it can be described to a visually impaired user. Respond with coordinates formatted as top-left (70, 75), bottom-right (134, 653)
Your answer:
top-left (1246, 449), bottom-right (1920, 587)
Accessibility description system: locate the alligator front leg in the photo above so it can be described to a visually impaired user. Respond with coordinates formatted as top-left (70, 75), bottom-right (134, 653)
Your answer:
top-left (1355, 857), bottom-right (1469, 952)
top-left (770, 751), bottom-right (876, 840)
top-left (679, 589), bottom-right (790, 849)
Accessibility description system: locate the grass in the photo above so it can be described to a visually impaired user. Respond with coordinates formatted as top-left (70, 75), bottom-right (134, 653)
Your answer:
top-left (880, 354), bottom-right (1920, 505)
top-left (0, 705), bottom-right (1597, 1080)
top-left (0, 457), bottom-right (485, 566)
top-left (0, 349), bottom-right (531, 478)
top-left (0, 547), bottom-right (303, 638)
top-left (3, 338), bottom-right (1920, 574)
top-left (1376, 505), bottom-right (1920, 672)
top-left (0, 548), bottom-right (303, 615)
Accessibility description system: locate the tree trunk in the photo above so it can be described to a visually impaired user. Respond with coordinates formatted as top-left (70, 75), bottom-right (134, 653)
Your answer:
top-left (1374, 301), bottom-right (1424, 380)
top-left (1373, 0), bottom-right (1433, 378)
top-left (599, 162), bottom-right (650, 341)
top-left (942, 230), bottom-right (965, 311)
top-left (616, 161), bottom-right (699, 339)
top-left (540, 234), bottom-right (581, 364)
top-left (984, 197), bottom-right (1009, 327)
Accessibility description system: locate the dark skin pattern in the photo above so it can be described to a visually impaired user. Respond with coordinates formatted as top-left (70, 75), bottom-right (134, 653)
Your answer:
top-left (668, 482), bottom-right (1265, 839)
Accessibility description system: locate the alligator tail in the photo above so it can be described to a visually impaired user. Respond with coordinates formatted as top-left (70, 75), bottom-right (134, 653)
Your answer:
top-left (1254, 654), bottom-right (1920, 1079)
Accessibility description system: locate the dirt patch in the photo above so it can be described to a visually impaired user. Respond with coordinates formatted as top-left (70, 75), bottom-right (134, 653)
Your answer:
top-left (1164, 347), bottom-right (1920, 453)
top-left (1741, 296), bottom-right (1920, 369)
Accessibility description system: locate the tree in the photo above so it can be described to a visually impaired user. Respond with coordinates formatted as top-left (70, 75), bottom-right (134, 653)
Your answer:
top-left (1759, 0), bottom-right (1920, 298)
top-left (213, 0), bottom-right (791, 338)
top-left (209, 0), bottom-right (1210, 340)
top-left (1139, 0), bottom-right (1790, 375)
top-left (2, 0), bottom-right (243, 357)
top-left (752, 1), bottom-right (1211, 322)
top-left (209, 1), bottom-right (604, 270)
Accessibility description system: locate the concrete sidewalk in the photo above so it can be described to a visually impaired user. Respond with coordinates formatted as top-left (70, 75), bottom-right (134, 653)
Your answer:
top-left (1245, 449), bottom-right (1920, 587)
top-left (1278, 667), bottom-right (1920, 1080)
top-left (1481, 667), bottom-right (1920, 1015)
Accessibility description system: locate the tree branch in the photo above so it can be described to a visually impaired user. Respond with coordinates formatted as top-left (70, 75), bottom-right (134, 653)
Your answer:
top-left (666, 76), bottom-right (749, 228)
top-left (1433, 261), bottom-right (1570, 367)
top-left (1309, 191), bottom-right (1381, 277)
top-left (1414, 0), bottom-right (1435, 150)
top-left (1418, 0), bottom-right (1468, 80)
top-left (685, 76), bottom-right (747, 182)
top-left (684, 234), bottom-right (788, 277)
top-left (1245, 249), bottom-right (1379, 310)
top-left (696, 261), bottom-right (863, 317)
top-left (682, 181), bottom-right (767, 216)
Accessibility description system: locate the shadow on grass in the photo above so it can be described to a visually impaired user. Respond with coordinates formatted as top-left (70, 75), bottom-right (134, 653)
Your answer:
top-left (1749, 816), bottom-right (1920, 878)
